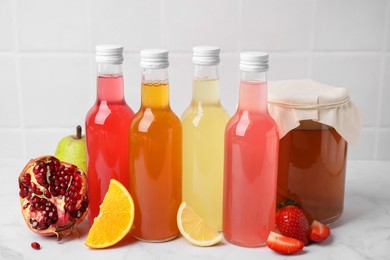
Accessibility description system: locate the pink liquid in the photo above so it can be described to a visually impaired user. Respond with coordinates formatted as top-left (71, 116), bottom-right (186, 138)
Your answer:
top-left (85, 75), bottom-right (134, 224)
top-left (223, 81), bottom-right (279, 247)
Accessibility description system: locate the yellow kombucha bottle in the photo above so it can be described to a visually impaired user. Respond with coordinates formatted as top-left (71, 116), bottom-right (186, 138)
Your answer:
top-left (181, 46), bottom-right (229, 231)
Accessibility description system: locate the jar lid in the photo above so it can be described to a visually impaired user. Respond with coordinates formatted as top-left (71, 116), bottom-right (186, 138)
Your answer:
top-left (96, 44), bottom-right (124, 64)
top-left (140, 49), bottom-right (169, 69)
top-left (192, 46), bottom-right (220, 65)
top-left (240, 52), bottom-right (269, 72)
top-left (268, 79), bottom-right (361, 145)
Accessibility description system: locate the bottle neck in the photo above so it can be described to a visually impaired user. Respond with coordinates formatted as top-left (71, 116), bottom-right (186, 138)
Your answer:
top-left (238, 71), bottom-right (268, 112)
top-left (192, 64), bottom-right (220, 104)
top-left (96, 63), bottom-right (124, 102)
top-left (141, 68), bottom-right (170, 108)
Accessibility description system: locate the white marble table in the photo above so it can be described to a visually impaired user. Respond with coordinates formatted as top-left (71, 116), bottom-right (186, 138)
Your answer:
top-left (1, 159), bottom-right (389, 260)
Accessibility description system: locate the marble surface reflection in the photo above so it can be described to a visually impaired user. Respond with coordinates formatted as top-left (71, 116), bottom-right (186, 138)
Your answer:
top-left (1, 159), bottom-right (389, 259)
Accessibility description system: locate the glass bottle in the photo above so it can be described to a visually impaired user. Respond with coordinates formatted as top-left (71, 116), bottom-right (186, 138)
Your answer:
top-left (182, 46), bottom-right (229, 231)
top-left (129, 49), bottom-right (182, 242)
top-left (223, 52), bottom-right (279, 247)
top-left (85, 44), bottom-right (134, 224)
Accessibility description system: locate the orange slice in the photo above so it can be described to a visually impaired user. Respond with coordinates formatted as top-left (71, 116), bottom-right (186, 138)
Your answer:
top-left (85, 179), bottom-right (134, 248)
top-left (177, 202), bottom-right (222, 247)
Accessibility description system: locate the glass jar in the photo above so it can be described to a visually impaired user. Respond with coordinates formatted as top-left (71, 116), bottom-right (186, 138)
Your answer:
top-left (268, 79), bottom-right (361, 224)
top-left (277, 120), bottom-right (347, 224)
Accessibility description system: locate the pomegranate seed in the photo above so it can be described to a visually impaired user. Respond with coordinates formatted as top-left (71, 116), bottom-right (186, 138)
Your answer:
top-left (21, 174), bottom-right (31, 186)
top-left (54, 159), bottom-right (60, 166)
top-left (19, 190), bottom-right (28, 198)
top-left (31, 221), bottom-right (38, 228)
top-left (31, 242), bottom-right (41, 250)
top-left (35, 173), bottom-right (42, 180)
top-left (33, 165), bottom-right (40, 174)
top-left (30, 182), bottom-right (36, 192)
top-left (44, 190), bottom-right (51, 198)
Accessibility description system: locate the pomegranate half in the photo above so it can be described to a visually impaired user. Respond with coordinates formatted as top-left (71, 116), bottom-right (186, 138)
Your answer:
top-left (18, 156), bottom-right (89, 239)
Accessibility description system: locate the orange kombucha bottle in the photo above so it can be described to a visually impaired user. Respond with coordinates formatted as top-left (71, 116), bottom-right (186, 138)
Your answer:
top-left (129, 49), bottom-right (182, 242)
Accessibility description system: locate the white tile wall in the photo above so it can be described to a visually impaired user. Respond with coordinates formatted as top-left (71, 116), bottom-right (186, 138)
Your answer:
top-left (0, 55), bottom-right (20, 126)
top-left (310, 53), bottom-right (382, 127)
top-left (377, 129), bottom-right (390, 160)
top-left (17, 0), bottom-right (89, 51)
top-left (241, 0), bottom-right (313, 51)
top-left (0, 130), bottom-right (24, 158)
top-left (314, 0), bottom-right (387, 51)
top-left (24, 128), bottom-right (75, 159)
top-left (19, 54), bottom-right (92, 127)
top-left (380, 55), bottom-right (390, 126)
top-left (0, 0), bottom-right (14, 51)
top-left (165, 0), bottom-right (240, 52)
top-left (268, 53), bottom-right (310, 80)
top-left (90, 0), bottom-right (163, 51)
top-left (349, 128), bottom-right (377, 160)
top-left (0, 0), bottom-right (389, 160)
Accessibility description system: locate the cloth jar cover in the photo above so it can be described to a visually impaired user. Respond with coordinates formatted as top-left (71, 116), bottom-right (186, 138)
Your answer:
top-left (268, 79), bottom-right (361, 146)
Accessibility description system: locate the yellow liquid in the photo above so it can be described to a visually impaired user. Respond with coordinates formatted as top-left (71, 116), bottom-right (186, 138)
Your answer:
top-left (181, 79), bottom-right (229, 231)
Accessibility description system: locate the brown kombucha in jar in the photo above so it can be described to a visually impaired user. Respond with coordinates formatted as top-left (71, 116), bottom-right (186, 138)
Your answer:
top-left (277, 120), bottom-right (347, 224)
top-left (268, 79), bottom-right (361, 224)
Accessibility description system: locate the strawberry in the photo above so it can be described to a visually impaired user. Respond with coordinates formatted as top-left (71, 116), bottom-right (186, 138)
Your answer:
top-left (275, 205), bottom-right (310, 244)
top-left (309, 220), bottom-right (330, 242)
top-left (267, 231), bottom-right (304, 255)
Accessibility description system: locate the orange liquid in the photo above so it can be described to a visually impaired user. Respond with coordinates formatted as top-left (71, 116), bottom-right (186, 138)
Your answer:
top-left (277, 121), bottom-right (347, 223)
top-left (129, 82), bottom-right (182, 241)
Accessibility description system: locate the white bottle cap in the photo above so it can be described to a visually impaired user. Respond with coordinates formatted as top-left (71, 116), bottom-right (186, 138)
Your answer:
top-left (96, 44), bottom-right (124, 64)
top-left (192, 46), bottom-right (220, 65)
top-left (240, 51), bottom-right (269, 72)
top-left (140, 49), bottom-right (169, 69)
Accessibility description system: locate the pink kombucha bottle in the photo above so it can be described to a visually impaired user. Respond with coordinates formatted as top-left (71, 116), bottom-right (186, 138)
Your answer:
top-left (223, 52), bottom-right (279, 247)
top-left (85, 45), bottom-right (134, 224)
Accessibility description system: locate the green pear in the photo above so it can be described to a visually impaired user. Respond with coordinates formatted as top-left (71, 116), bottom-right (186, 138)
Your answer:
top-left (55, 125), bottom-right (87, 174)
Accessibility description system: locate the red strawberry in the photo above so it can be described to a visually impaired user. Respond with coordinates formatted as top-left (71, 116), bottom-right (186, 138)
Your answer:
top-left (267, 231), bottom-right (304, 255)
top-left (309, 220), bottom-right (330, 242)
top-left (275, 205), bottom-right (310, 244)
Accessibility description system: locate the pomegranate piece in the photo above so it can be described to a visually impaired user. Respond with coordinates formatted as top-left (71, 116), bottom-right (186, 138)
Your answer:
top-left (18, 156), bottom-right (89, 239)
top-left (31, 242), bottom-right (41, 250)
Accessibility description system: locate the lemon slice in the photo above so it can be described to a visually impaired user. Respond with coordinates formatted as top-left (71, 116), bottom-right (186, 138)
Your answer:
top-left (85, 179), bottom-right (134, 249)
top-left (177, 202), bottom-right (222, 247)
